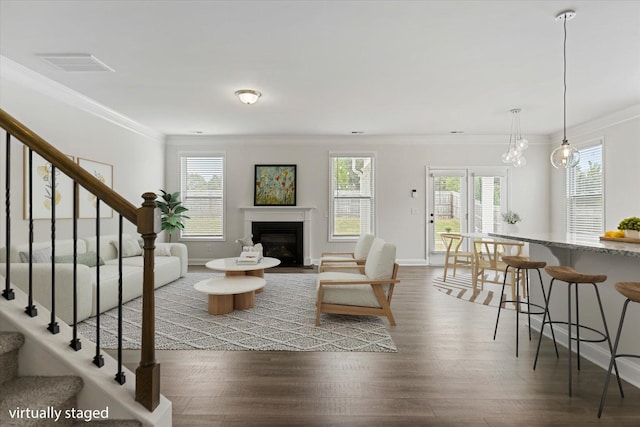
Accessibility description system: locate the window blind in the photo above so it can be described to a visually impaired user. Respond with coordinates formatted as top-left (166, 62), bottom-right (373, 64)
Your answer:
top-left (330, 155), bottom-right (374, 238)
top-left (566, 143), bottom-right (603, 236)
top-left (180, 156), bottom-right (224, 238)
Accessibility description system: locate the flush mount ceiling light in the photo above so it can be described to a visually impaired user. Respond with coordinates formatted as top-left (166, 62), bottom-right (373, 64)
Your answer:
top-left (501, 108), bottom-right (528, 168)
top-left (234, 89), bottom-right (261, 105)
top-left (550, 10), bottom-right (580, 169)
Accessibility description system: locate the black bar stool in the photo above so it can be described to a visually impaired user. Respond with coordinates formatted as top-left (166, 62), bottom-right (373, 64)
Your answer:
top-left (534, 266), bottom-right (624, 397)
top-left (598, 281), bottom-right (640, 417)
top-left (494, 256), bottom-right (558, 357)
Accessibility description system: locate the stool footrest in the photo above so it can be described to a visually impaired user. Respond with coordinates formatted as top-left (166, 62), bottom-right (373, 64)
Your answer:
top-left (500, 300), bottom-right (546, 316)
top-left (543, 320), bottom-right (608, 343)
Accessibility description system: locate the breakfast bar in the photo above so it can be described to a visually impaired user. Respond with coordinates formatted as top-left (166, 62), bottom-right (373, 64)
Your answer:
top-left (489, 232), bottom-right (640, 388)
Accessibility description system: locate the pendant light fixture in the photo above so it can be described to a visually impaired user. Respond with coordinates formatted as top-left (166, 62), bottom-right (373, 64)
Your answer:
top-left (501, 108), bottom-right (528, 168)
top-left (550, 10), bottom-right (580, 169)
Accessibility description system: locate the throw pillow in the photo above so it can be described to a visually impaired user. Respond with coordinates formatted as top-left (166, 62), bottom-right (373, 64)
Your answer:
top-left (54, 251), bottom-right (105, 267)
top-left (155, 245), bottom-right (172, 257)
top-left (110, 238), bottom-right (143, 258)
top-left (18, 247), bottom-right (52, 263)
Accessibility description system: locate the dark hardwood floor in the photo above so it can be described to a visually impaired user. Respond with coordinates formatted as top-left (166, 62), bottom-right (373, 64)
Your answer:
top-left (118, 266), bottom-right (640, 426)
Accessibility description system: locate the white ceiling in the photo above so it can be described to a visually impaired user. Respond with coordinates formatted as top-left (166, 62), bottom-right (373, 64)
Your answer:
top-left (1, 0), bottom-right (639, 137)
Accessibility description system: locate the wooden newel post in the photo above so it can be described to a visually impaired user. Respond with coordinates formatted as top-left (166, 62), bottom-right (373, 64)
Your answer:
top-left (135, 192), bottom-right (161, 411)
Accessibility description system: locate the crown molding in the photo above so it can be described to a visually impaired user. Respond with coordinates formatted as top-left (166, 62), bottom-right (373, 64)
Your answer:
top-left (0, 55), bottom-right (164, 142)
top-left (165, 133), bottom-right (550, 146)
top-left (549, 104), bottom-right (640, 143)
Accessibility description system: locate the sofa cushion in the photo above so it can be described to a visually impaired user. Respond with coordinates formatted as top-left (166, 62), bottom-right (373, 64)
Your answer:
top-left (316, 271), bottom-right (388, 308)
top-left (54, 251), bottom-right (105, 267)
top-left (104, 255), bottom-right (182, 289)
top-left (83, 234), bottom-right (129, 261)
top-left (110, 237), bottom-right (143, 258)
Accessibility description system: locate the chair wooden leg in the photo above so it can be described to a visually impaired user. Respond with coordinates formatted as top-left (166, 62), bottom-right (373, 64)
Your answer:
top-left (472, 266), bottom-right (479, 294)
top-left (315, 287), bottom-right (324, 326)
top-left (372, 284), bottom-right (396, 326)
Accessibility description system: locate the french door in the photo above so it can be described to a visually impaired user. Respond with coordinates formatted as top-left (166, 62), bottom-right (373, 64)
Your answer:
top-left (427, 167), bottom-right (509, 265)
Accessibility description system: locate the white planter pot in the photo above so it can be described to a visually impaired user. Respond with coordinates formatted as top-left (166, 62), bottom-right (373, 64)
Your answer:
top-left (503, 223), bottom-right (519, 234)
top-left (624, 230), bottom-right (640, 239)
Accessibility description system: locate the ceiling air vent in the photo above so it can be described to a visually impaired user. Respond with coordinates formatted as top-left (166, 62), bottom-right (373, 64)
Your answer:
top-left (37, 54), bottom-right (115, 72)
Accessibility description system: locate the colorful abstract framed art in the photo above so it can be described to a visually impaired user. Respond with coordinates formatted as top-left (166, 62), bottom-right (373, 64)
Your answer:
top-left (254, 164), bottom-right (296, 206)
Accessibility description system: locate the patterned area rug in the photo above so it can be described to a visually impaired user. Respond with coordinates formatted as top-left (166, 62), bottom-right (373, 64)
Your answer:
top-left (77, 272), bottom-right (397, 352)
top-left (432, 271), bottom-right (523, 310)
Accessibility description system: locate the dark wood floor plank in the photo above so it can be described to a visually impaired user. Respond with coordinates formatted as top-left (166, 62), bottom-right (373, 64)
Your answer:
top-left (114, 265), bottom-right (640, 425)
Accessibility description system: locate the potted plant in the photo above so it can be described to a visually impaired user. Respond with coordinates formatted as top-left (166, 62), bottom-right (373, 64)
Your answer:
top-left (618, 216), bottom-right (640, 239)
top-left (501, 210), bottom-right (521, 234)
top-left (156, 190), bottom-right (189, 242)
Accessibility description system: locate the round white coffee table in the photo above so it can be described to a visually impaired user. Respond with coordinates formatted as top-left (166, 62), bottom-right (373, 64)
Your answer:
top-left (205, 256), bottom-right (281, 277)
top-left (194, 275), bottom-right (266, 315)
top-left (195, 257), bottom-right (281, 315)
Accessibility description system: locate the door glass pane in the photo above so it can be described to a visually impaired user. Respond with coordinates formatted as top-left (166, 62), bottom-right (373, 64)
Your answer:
top-left (472, 176), bottom-right (503, 234)
top-left (433, 176), bottom-right (463, 251)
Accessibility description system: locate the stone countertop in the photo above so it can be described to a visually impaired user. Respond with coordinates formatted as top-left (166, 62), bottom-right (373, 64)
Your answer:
top-left (488, 232), bottom-right (640, 258)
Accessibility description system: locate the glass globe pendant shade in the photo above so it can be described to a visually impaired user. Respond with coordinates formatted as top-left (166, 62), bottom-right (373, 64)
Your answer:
top-left (516, 138), bottom-right (529, 150)
top-left (512, 156), bottom-right (527, 168)
top-left (502, 150), bottom-right (514, 163)
top-left (550, 140), bottom-right (580, 168)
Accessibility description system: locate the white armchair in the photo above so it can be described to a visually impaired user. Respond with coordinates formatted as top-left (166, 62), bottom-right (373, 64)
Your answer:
top-left (318, 233), bottom-right (375, 272)
top-left (316, 238), bottom-right (399, 326)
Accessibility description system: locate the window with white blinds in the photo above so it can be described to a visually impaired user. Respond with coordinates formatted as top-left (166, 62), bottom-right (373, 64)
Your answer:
top-left (180, 156), bottom-right (224, 238)
top-left (330, 154), bottom-right (374, 239)
top-left (566, 142), bottom-right (603, 236)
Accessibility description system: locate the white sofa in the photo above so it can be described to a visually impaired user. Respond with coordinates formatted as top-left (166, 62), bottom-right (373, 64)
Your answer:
top-left (0, 234), bottom-right (188, 324)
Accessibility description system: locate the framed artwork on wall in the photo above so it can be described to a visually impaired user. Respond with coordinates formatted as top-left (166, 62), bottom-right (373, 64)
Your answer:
top-left (254, 164), bottom-right (297, 206)
top-left (23, 146), bottom-right (75, 219)
top-left (77, 157), bottom-right (114, 218)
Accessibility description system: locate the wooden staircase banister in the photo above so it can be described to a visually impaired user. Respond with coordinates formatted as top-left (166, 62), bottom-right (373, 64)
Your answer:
top-left (0, 108), bottom-right (137, 224)
top-left (2, 107), bottom-right (161, 412)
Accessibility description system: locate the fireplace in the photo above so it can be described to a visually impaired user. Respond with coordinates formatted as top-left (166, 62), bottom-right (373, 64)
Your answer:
top-left (251, 221), bottom-right (303, 267)
top-left (241, 206), bottom-right (314, 266)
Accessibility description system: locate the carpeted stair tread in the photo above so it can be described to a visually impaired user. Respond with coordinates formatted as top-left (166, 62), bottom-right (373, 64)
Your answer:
top-left (72, 421), bottom-right (142, 426)
top-left (0, 332), bottom-right (25, 355)
top-left (0, 332), bottom-right (25, 385)
top-left (0, 376), bottom-right (83, 421)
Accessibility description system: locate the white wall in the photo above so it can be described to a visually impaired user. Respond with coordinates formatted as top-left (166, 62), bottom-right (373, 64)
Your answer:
top-left (0, 68), bottom-right (166, 245)
top-left (166, 134), bottom-right (551, 264)
top-left (549, 105), bottom-right (640, 233)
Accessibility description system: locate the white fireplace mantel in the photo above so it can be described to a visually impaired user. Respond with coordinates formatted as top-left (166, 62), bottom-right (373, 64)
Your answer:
top-left (239, 206), bottom-right (316, 266)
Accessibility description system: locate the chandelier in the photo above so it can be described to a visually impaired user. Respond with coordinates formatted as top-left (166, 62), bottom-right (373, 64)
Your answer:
top-left (501, 108), bottom-right (528, 168)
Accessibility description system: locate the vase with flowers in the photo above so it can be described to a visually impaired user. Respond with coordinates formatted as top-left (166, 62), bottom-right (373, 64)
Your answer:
top-left (502, 210), bottom-right (521, 234)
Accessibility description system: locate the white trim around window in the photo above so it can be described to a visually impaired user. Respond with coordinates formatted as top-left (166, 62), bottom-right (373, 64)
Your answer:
top-left (179, 152), bottom-right (226, 241)
top-left (565, 137), bottom-right (604, 237)
top-left (328, 152), bottom-right (376, 241)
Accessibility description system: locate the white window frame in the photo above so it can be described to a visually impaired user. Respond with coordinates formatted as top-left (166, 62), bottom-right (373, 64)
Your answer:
top-left (329, 152), bottom-right (376, 242)
top-left (179, 153), bottom-right (226, 241)
top-left (565, 138), bottom-right (604, 237)
top-left (470, 168), bottom-right (510, 234)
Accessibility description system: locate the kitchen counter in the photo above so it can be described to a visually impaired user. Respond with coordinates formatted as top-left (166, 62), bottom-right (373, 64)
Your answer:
top-left (488, 231), bottom-right (640, 389)
top-left (489, 232), bottom-right (640, 263)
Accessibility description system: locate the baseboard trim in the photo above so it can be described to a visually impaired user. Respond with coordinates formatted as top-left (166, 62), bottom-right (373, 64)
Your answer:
top-left (529, 317), bottom-right (640, 390)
